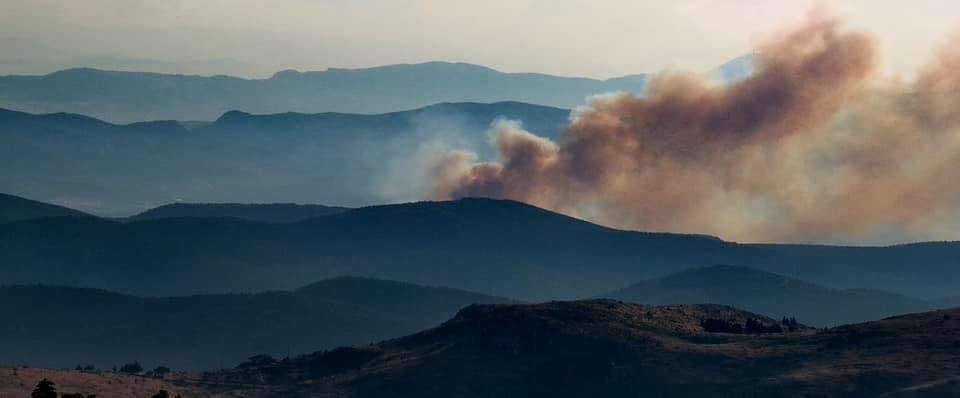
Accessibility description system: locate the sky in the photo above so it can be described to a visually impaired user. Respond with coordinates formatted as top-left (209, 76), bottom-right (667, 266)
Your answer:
top-left (1, 0), bottom-right (958, 78)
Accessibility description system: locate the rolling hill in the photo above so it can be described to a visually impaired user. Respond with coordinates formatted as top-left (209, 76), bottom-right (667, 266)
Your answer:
top-left (0, 277), bottom-right (511, 370)
top-left (0, 197), bottom-right (724, 300)
top-left (1, 196), bottom-right (960, 302)
top-left (0, 192), bottom-right (91, 223)
top-left (0, 102), bottom-right (570, 215)
top-left (129, 202), bottom-right (350, 223)
top-left (601, 265), bottom-right (933, 326)
top-left (196, 300), bottom-right (960, 398)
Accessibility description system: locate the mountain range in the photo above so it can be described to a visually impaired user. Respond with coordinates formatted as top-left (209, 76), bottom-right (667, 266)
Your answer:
top-left (0, 57), bottom-right (754, 123)
top-left (2, 32), bottom-right (956, 398)
top-left (0, 62), bottom-right (647, 123)
top-left (0, 57), bottom-right (755, 215)
top-left (3, 191), bottom-right (960, 396)
top-left (2, 194), bottom-right (960, 301)
top-left (0, 277), bottom-right (510, 370)
top-left (0, 101), bottom-right (569, 215)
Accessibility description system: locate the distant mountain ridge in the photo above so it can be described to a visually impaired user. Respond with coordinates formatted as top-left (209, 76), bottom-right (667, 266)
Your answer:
top-left (602, 265), bottom-right (935, 326)
top-left (2, 195), bottom-right (960, 301)
top-left (0, 277), bottom-right (512, 370)
top-left (0, 193), bottom-right (91, 223)
top-left (0, 62), bottom-right (644, 122)
top-left (0, 58), bottom-right (753, 123)
top-left (0, 37), bottom-right (203, 77)
top-left (129, 202), bottom-right (350, 223)
top-left (0, 102), bottom-right (570, 215)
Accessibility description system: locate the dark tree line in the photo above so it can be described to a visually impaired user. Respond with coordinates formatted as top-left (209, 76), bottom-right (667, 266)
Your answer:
top-left (119, 362), bottom-right (143, 374)
top-left (700, 318), bottom-right (790, 334)
top-left (781, 316), bottom-right (800, 332)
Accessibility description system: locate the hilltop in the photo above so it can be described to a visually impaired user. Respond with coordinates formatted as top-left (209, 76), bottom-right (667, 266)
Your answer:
top-left (197, 300), bottom-right (960, 397)
top-left (602, 265), bottom-right (933, 326)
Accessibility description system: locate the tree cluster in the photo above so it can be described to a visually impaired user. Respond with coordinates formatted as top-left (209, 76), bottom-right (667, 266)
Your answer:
top-left (781, 316), bottom-right (800, 332)
top-left (700, 318), bottom-right (786, 334)
top-left (30, 379), bottom-right (95, 398)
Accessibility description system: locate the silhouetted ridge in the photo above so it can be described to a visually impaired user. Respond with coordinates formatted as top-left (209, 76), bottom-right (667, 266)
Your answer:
top-left (5, 196), bottom-right (960, 300)
top-left (204, 301), bottom-right (960, 397)
top-left (603, 265), bottom-right (931, 326)
top-left (130, 202), bottom-right (349, 223)
top-left (0, 193), bottom-right (92, 224)
top-left (0, 107), bottom-right (111, 130)
top-left (321, 198), bottom-right (722, 241)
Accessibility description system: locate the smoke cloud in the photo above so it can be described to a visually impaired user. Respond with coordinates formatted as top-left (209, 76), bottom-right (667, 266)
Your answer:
top-left (431, 13), bottom-right (960, 244)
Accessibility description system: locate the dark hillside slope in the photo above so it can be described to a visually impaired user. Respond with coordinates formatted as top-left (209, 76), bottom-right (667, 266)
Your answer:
top-left (0, 278), bottom-right (511, 369)
top-left (0, 198), bottom-right (726, 299)
top-left (202, 300), bottom-right (960, 398)
top-left (0, 192), bottom-right (91, 223)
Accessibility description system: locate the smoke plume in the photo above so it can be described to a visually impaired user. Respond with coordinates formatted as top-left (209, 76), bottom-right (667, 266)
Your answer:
top-left (432, 13), bottom-right (960, 243)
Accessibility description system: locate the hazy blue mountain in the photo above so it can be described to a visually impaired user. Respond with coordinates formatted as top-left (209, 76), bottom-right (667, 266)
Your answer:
top-left (0, 193), bottom-right (91, 223)
top-left (0, 55), bottom-right (760, 123)
top-left (0, 62), bottom-right (645, 122)
top-left (0, 37), bottom-right (186, 77)
top-left (601, 265), bottom-right (932, 326)
top-left (0, 102), bottom-right (570, 215)
top-left (129, 203), bottom-right (350, 223)
top-left (2, 196), bottom-right (960, 301)
top-left (0, 277), bottom-right (512, 370)
top-left (706, 53), bottom-right (755, 84)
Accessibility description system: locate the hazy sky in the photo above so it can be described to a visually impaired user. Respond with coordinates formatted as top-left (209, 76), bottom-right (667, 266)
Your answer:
top-left (1, 0), bottom-right (959, 78)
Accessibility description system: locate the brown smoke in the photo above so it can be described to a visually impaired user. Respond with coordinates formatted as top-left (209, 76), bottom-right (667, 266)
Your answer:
top-left (432, 13), bottom-right (960, 244)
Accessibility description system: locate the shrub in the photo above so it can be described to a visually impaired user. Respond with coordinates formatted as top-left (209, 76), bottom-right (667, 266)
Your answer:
top-left (119, 362), bottom-right (144, 374)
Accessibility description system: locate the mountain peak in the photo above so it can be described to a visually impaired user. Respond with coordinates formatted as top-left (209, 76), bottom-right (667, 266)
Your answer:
top-left (214, 110), bottom-right (253, 122)
top-left (270, 69), bottom-right (302, 79)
